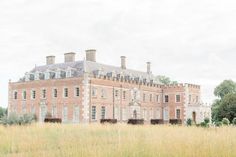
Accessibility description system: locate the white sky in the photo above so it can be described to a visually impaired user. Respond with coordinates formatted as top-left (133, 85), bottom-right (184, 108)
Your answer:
top-left (1, 0), bottom-right (236, 107)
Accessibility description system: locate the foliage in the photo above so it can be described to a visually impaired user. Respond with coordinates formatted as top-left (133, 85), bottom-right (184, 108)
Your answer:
top-left (222, 118), bottom-right (230, 126)
top-left (0, 113), bottom-right (36, 126)
top-left (212, 80), bottom-right (236, 123)
top-left (212, 99), bottom-right (222, 122)
top-left (214, 80), bottom-right (236, 99)
top-left (232, 118), bottom-right (236, 126)
top-left (204, 118), bottom-right (210, 124)
top-left (215, 121), bottom-right (223, 127)
top-left (0, 107), bottom-right (7, 119)
top-left (217, 94), bottom-right (236, 122)
top-left (186, 118), bottom-right (192, 126)
top-left (157, 75), bottom-right (178, 85)
top-left (200, 119), bottom-right (210, 128)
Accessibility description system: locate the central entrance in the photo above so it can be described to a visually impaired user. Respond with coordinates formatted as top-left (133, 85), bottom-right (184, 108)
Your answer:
top-left (129, 101), bottom-right (141, 119)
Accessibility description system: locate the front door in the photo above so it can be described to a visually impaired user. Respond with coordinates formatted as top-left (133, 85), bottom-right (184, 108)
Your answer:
top-left (192, 111), bottom-right (196, 124)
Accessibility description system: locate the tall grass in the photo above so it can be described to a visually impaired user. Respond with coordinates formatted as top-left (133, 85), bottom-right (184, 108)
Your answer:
top-left (0, 124), bottom-right (236, 157)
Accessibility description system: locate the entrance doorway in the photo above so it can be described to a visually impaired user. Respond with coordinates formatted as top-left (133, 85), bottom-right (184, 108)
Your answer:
top-left (192, 111), bottom-right (196, 123)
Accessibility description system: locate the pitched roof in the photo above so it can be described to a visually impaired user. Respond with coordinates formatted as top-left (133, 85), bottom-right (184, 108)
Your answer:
top-left (25, 60), bottom-right (161, 84)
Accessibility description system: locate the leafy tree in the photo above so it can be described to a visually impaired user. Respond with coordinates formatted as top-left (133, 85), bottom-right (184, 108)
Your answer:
top-left (214, 80), bottom-right (236, 99)
top-left (157, 75), bottom-right (178, 85)
top-left (217, 93), bottom-right (236, 122)
top-left (212, 80), bottom-right (236, 123)
top-left (212, 99), bottom-right (222, 122)
top-left (0, 107), bottom-right (6, 119)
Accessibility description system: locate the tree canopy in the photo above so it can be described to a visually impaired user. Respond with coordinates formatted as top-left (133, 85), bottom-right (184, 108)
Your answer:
top-left (212, 80), bottom-right (236, 122)
top-left (157, 75), bottom-right (178, 85)
top-left (214, 80), bottom-right (236, 99)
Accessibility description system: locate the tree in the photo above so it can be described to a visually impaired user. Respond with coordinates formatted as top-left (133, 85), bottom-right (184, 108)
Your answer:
top-left (212, 80), bottom-right (236, 123)
top-left (214, 80), bottom-right (236, 99)
top-left (217, 93), bottom-right (236, 122)
top-left (157, 75), bottom-right (178, 85)
top-left (0, 107), bottom-right (6, 119)
top-left (212, 99), bottom-right (222, 122)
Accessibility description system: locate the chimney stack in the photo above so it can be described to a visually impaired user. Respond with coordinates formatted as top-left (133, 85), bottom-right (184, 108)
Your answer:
top-left (64, 52), bottom-right (76, 63)
top-left (147, 62), bottom-right (151, 74)
top-left (46, 56), bottom-right (55, 65)
top-left (121, 56), bottom-right (126, 69)
top-left (86, 49), bottom-right (96, 62)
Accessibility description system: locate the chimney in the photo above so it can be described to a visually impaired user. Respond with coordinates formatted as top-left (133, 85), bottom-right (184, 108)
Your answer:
top-left (121, 56), bottom-right (126, 69)
top-left (147, 62), bottom-right (151, 74)
top-left (64, 52), bottom-right (76, 63)
top-left (86, 49), bottom-right (96, 62)
top-left (46, 56), bottom-right (55, 65)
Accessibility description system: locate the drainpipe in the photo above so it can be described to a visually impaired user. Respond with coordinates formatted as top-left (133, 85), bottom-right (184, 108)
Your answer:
top-left (112, 86), bottom-right (115, 119)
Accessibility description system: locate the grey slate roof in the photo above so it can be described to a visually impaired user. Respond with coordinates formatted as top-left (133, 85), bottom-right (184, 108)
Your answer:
top-left (25, 60), bottom-right (161, 84)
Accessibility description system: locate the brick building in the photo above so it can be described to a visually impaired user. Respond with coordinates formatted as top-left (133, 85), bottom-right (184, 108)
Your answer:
top-left (8, 50), bottom-right (211, 124)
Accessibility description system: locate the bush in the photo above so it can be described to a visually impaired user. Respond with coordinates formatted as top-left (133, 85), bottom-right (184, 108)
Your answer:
top-left (232, 118), bottom-right (236, 126)
top-left (222, 118), bottom-right (230, 126)
top-left (186, 118), bottom-right (192, 126)
top-left (215, 121), bottom-right (223, 127)
top-left (200, 122), bottom-right (209, 128)
top-left (0, 113), bottom-right (36, 126)
top-left (204, 118), bottom-right (210, 124)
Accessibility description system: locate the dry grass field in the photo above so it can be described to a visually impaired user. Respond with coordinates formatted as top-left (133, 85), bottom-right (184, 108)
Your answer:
top-left (0, 124), bottom-right (236, 157)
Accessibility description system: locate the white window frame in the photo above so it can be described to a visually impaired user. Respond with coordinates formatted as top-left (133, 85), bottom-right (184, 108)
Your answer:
top-left (164, 95), bottom-right (169, 103)
top-left (31, 89), bottom-right (36, 100)
top-left (52, 104), bottom-right (57, 118)
top-left (62, 105), bottom-right (68, 122)
top-left (91, 106), bottom-right (96, 120)
top-left (22, 90), bottom-right (27, 100)
top-left (52, 88), bottom-right (58, 98)
top-left (101, 106), bottom-right (106, 119)
top-left (73, 105), bottom-right (80, 123)
top-left (13, 90), bottom-right (18, 100)
top-left (175, 108), bottom-right (181, 119)
top-left (41, 88), bottom-right (46, 99)
top-left (75, 87), bottom-right (80, 97)
top-left (175, 94), bottom-right (181, 103)
top-left (92, 88), bottom-right (97, 97)
top-left (63, 87), bottom-right (69, 98)
top-left (101, 89), bottom-right (107, 99)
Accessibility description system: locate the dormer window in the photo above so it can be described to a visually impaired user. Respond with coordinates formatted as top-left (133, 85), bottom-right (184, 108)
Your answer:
top-left (39, 73), bottom-right (45, 80)
top-left (50, 72), bottom-right (56, 79)
top-left (66, 69), bottom-right (72, 78)
top-left (55, 69), bottom-right (61, 79)
top-left (35, 71), bottom-right (40, 80)
top-left (60, 71), bottom-right (66, 78)
top-left (45, 71), bottom-right (50, 80)
top-left (29, 74), bottom-right (35, 81)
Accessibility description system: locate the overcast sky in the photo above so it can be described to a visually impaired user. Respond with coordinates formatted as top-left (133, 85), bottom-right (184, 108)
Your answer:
top-left (1, 0), bottom-right (236, 107)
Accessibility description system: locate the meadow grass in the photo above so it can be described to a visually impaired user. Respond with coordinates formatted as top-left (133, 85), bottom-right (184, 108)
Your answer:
top-left (0, 124), bottom-right (236, 157)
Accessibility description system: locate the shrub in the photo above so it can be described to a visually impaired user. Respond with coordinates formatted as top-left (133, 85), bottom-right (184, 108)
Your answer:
top-left (186, 118), bottom-right (192, 126)
top-left (222, 118), bottom-right (230, 126)
top-left (204, 118), bottom-right (210, 124)
top-left (232, 118), bottom-right (236, 126)
top-left (215, 121), bottom-right (223, 127)
top-left (0, 113), bottom-right (36, 126)
top-left (200, 122), bottom-right (209, 128)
